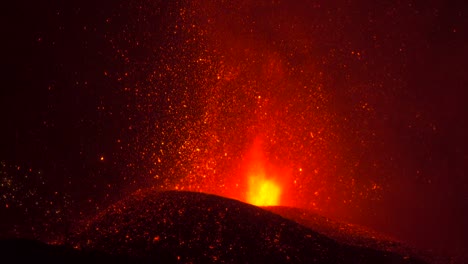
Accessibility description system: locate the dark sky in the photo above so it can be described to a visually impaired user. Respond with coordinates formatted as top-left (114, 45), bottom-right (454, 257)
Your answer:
top-left (1, 0), bottom-right (467, 260)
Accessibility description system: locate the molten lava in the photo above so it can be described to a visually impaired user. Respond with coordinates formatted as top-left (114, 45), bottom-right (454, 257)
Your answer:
top-left (247, 174), bottom-right (281, 206)
top-left (244, 139), bottom-right (283, 206)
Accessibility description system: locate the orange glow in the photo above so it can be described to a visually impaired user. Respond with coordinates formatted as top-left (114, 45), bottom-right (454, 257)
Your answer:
top-left (247, 174), bottom-right (281, 206)
top-left (244, 139), bottom-right (284, 206)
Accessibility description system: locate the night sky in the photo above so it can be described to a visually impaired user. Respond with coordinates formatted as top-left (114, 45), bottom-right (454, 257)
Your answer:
top-left (1, 0), bottom-right (467, 260)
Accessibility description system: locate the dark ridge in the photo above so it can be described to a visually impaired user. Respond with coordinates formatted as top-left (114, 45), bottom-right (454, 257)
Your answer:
top-left (264, 206), bottom-right (404, 250)
top-left (0, 238), bottom-right (173, 263)
top-left (69, 190), bottom-right (427, 263)
top-left (264, 206), bottom-right (444, 264)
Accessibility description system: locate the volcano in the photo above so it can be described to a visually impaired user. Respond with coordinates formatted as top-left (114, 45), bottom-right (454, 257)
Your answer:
top-left (55, 190), bottom-right (427, 263)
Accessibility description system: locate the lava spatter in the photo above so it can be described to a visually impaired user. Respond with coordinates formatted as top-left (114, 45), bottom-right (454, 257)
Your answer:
top-left (2, 0), bottom-right (466, 260)
top-left (141, 1), bottom-right (342, 209)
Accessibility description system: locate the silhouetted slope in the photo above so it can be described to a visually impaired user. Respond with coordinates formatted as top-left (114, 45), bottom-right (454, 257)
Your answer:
top-left (71, 190), bottom-right (427, 263)
top-left (0, 238), bottom-right (163, 263)
top-left (264, 206), bottom-right (441, 264)
top-left (264, 206), bottom-right (399, 250)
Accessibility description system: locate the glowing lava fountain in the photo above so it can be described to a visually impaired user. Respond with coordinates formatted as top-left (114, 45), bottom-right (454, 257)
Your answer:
top-left (247, 173), bottom-right (281, 206)
top-left (245, 139), bottom-right (283, 206)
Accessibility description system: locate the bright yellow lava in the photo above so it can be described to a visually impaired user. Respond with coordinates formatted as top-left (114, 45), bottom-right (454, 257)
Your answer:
top-left (247, 176), bottom-right (281, 206)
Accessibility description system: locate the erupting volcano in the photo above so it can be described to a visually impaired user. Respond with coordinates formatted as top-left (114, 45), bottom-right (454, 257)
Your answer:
top-left (1, 0), bottom-right (467, 263)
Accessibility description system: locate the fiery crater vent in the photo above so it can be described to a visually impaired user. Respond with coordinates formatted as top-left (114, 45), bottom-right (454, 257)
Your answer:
top-left (247, 176), bottom-right (281, 206)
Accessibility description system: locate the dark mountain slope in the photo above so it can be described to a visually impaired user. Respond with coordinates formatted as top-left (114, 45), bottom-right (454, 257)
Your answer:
top-left (70, 190), bottom-right (426, 263)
